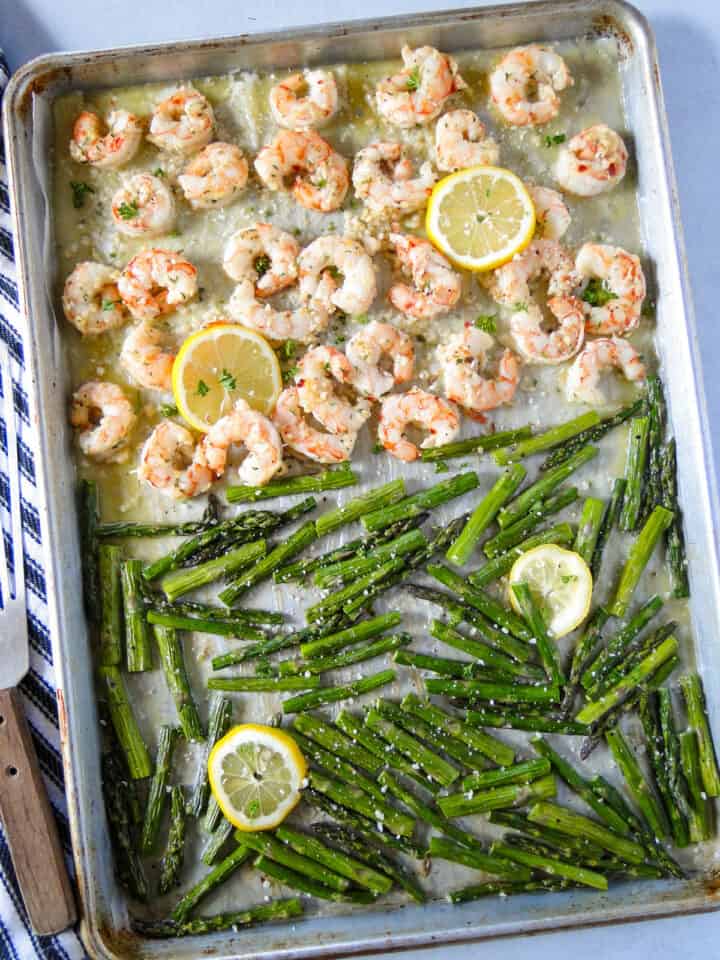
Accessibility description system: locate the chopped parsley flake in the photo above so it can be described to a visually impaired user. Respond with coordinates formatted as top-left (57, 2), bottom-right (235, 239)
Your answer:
top-left (283, 365), bottom-right (299, 384)
top-left (117, 200), bottom-right (139, 220)
top-left (153, 168), bottom-right (165, 178)
top-left (196, 380), bottom-right (210, 397)
top-left (406, 66), bottom-right (421, 91)
top-left (255, 254), bottom-right (271, 277)
top-left (434, 461), bottom-right (449, 474)
top-left (372, 442), bottom-right (384, 455)
top-left (159, 402), bottom-right (178, 417)
top-left (543, 133), bottom-right (566, 147)
top-left (281, 339), bottom-right (298, 360)
top-left (474, 314), bottom-right (497, 334)
top-left (582, 278), bottom-right (618, 307)
top-left (219, 369), bottom-right (237, 391)
top-left (102, 299), bottom-right (120, 312)
top-left (70, 181), bottom-right (94, 209)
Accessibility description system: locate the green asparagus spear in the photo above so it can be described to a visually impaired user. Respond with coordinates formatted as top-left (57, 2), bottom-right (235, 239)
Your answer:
top-left (619, 416), bottom-right (650, 531)
top-left (102, 751), bottom-right (147, 900)
top-left (365, 705), bottom-right (459, 786)
top-left (281, 633), bottom-right (410, 677)
top-left (315, 479), bottom-right (406, 537)
top-left (305, 557), bottom-right (406, 622)
top-left (497, 445), bottom-right (598, 529)
top-left (483, 487), bottom-right (579, 558)
top-left (137, 899), bottom-right (303, 938)
top-left (300, 611), bottom-right (402, 659)
top-left (527, 801), bottom-right (647, 863)
top-left (151, 625), bottom-right (199, 742)
top-left (188, 694), bottom-right (232, 819)
top-left (679, 674), bottom-right (720, 796)
top-left (592, 622), bottom-right (677, 697)
top-left (591, 478), bottom-right (626, 578)
top-left (576, 635), bottom-right (678, 725)
top-left (220, 522), bottom-right (317, 604)
top-left (147, 609), bottom-right (266, 641)
top-left (610, 506), bottom-right (674, 617)
top-left (420, 426), bottom-right (533, 462)
top-left (448, 878), bottom-right (573, 902)
top-left (679, 730), bottom-right (715, 842)
top-left (361, 473), bottom-right (479, 533)
top-left (232, 830), bottom-right (351, 890)
top-left (160, 600), bottom-right (284, 626)
top-left (466, 709), bottom-right (588, 735)
top-left (281, 669), bottom-right (396, 714)
top-left (658, 688), bottom-right (692, 846)
top-left (307, 770), bottom-right (415, 837)
top-left (158, 786), bottom-right (186, 895)
top-left (642, 377), bottom-right (666, 520)
top-left (661, 440), bottom-right (689, 597)
top-left (304, 789), bottom-right (424, 859)
top-left (580, 595), bottom-right (663, 693)
top-left (490, 840), bottom-right (608, 890)
top-left (289, 730), bottom-right (388, 807)
top-left (401, 693), bottom-right (515, 766)
top-left (140, 726), bottom-right (178, 854)
top-left (312, 529), bottom-right (426, 587)
top-left (227, 465), bottom-right (357, 502)
top-left (446, 464), bottom-right (527, 565)
top-left (160, 540), bottom-right (266, 602)
top-left (212, 615), bottom-right (349, 670)
top-left (460, 758), bottom-right (550, 793)
top-left (605, 728), bottom-right (669, 839)
top-left (438, 774), bottom-right (557, 818)
top-left (201, 819), bottom-right (233, 866)
top-left (426, 677), bottom-right (560, 706)
top-left (560, 607), bottom-right (609, 716)
top-left (171, 845), bottom-right (251, 923)
top-left (494, 412), bottom-right (601, 465)
top-left (99, 544), bottom-right (124, 666)
top-left (427, 563), bottom-right (533, 643)
top-left (539, 399), bottom-right (645, 472)
top-left (79, 479), bottom-right (101, 625)
top-left (488, 810), bottom-right (608, 862)
top-left (275, 825), bottom-right (392, 894)
top-left (428, 836), bottom-right (532, 880)
top-left (468, 523), bottom-right (575, 588)
top-left (510, 582), bottom-right (565, 686)
top-left (573, 497), bottom-right (605, 565)
top-left (208, 676), bottom-right (321, 693)
top-left (99, 666), bottom-right (152, 780)
top-left (430, 619), bottom-right (544, 680)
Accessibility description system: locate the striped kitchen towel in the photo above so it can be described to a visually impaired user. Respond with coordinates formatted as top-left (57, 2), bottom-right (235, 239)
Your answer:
top-left (0, 51), bottom-right (88, 960)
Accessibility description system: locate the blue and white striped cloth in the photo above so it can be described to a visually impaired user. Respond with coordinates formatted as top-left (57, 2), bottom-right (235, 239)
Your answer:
top-left (0, 52), bottom-right (88, 960)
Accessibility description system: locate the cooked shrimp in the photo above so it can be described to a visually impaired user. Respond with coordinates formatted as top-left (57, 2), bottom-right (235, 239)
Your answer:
top-left (223, 224), bottom-right (299, 297)
top-left (555, 124), bottom-right (628, 197)
top-left (346, 321), bottom-right (414, 398)
top-left (118, 249), bottom-right (198, 321)
top-left (255, 130), bottom-right (349, 212)
top-left (442, 325), bottom-right (520, 415)
top-left (273, 386), bottom-right (357, 463)
top-left (434, 110), bottom-right (499, 172)
top-left (528, 185), bottom-right (571, 240)
top-left (147, 89), bottom-right (214, 154)
top-left (298, 237), bottom-right (376, 317)
top-left (228, 279), bottom-right (328, 343)
top-left (575, 242), bottom-right (646, 336)
top-left (203, 398), bottom-right (283, 486)
top-left (352, 142), bottom-right (436, 215)
top-left (388, 234), bottom-right (462, 320)
top-left (70, 381), bottom-right (136, 462)
top-left (565, 337), bottom-right (646, 406)
top-left (62, 262), bottom-right (129, 335)
top-left (269, 70), bottom-right (339, 129)
top-left (296, 345), bottom-right (371, 435)
top-left (69, 110), bottom-right (143, 168)
top-left (111, 173), bottom-right (176, 238)
top-left (139, 420), bottom-right (215, 499)
top-left (490, 239), bottom-right (584, 364)
top-left (489, 45), bottom-right (572, 126)
top-left (177, 142), bottom-right (249, 209)
top-left (376, 45), bottom-right (466, 128)
top-left (120, 320), bottom-right (175, 391)
top-left (378, 388), bottom-right (460, 462)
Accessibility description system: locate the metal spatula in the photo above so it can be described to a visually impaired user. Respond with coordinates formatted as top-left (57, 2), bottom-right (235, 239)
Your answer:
top-left (0, 349), bottom-right (76, 934)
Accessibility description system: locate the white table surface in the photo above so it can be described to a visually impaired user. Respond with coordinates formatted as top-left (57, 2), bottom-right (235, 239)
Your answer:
top-left (1, 0), bottom-right (719, 957)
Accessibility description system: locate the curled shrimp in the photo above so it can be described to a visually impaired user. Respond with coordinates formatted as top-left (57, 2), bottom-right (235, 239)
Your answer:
top-left (139, 420), bottom-right (215, 499)
top-left (147, 89), bottom-right (214, 154)
top-left (388, 233), bottom-right (462, 320)
top-left (269, 70), bottom-right (339, 130)
top-left (528, 185), bottom-right (571, 240)
top-left (223, 224), bottom-right (299, 297)
top-left (69, 109), bottom-right (143, 168)
top-left (442, 324), bottom-right (520, 416)
top-left (565, 337), bottom-right (646, 406)
top-left (178, 142), bottom-right (249, 209)
top-left (118, 249), bottom-right (198, 321)
top-left (273, 386), bottom-right (357, 463)
top-left (352, 142), bottom-right (436, 215)
top-left (120, 320), bottom-right (175, 391)
top-left (255, 130), bottom-right (349, 213)
top-left (296, 345), bottom-right (371, 436)
top-left (490, 239), bottom-right (584, 364)
top-left (556, 124), bottom-right (628, 197)
top-left (434, 110), bottom-right (499, 172)
top-left (489, 45), bottom-right (572, 126)
top-left (575, 242), bottom-right (646, 336)
top-left (111, 173), bottom-right (176, 238)
top-left (378, 388), bottom-right (460, 462)
top-left (228, 279), bottom-right (328, 343)
top-left (62, 261), bottom-right (129, 335)
top-left (346, 321), bottom-right (414, 398)
top-left (376, 45), bottom-right (466, 128)
top-left (70, 381), bottom-right (136, 462)
top-left (202, 398), bottom-right (283, 486)
top-left (298, 236), bottom-right (377, 317)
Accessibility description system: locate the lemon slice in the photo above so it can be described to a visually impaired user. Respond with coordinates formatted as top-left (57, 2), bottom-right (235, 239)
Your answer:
top-left (208, 724), bottom-right (307, 832)
top-left (426, 165), bottom-right (536, 271)
top-left (508, 544), bottom-right (592, 638)
top-left (172, 323), bottom-right (282, 432)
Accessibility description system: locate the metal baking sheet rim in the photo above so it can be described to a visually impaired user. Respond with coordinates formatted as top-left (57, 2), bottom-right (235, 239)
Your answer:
top-left (5, 1), bottom-right (720, 957)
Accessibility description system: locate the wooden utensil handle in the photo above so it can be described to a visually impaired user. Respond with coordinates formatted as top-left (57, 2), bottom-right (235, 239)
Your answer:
top-left (0, 687), bottom-right (77, 934)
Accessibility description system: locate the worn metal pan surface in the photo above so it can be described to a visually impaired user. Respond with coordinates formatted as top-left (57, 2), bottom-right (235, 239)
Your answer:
top-left (5, 1), bottom-right (720, 957)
